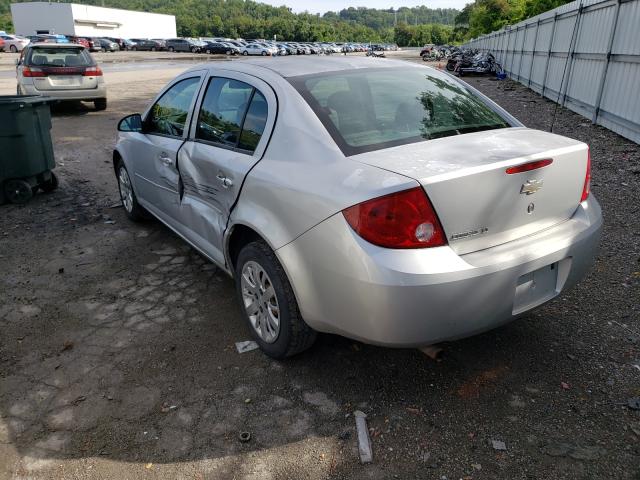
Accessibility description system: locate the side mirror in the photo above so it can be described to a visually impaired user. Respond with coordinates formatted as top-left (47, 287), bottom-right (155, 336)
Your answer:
top-left (118, 113), bottom-right (143, 132)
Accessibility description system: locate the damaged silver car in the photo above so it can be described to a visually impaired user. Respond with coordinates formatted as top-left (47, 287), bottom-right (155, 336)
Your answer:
top-left (113, 57), bottom-right (602, 358)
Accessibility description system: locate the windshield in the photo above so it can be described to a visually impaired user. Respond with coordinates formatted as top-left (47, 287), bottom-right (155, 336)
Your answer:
top-left (26, 46), bottom-right (93, 67)
top-left (289, 67), bottom-right (510, 156)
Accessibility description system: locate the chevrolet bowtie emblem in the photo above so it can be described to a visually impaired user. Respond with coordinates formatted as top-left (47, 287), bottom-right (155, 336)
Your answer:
top-left (520, 179), bottom-right (544, 195)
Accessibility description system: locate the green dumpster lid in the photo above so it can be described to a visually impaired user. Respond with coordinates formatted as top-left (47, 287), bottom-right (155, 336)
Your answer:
top-left (0, 95), bottom-right (53, 105)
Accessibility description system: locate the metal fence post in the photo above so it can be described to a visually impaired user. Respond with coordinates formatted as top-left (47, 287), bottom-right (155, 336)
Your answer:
top-left (541, 12), bottom-right (558, 98)
top-left (592, 0), bottom-right (622, 122)
top-left (561, 4), bottom-right (584, 107)
top-left (517, 24), bottom-right (528, 81)
top-left (509, 28), bottom-right (517, 73)
top-left (527, 19), bottom-right (541, 87)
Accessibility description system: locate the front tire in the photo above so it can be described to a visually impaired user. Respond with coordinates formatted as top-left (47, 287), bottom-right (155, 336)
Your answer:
top-left (10, 45), bottom-right (17, 53)
top-left (40, 172), bottom-right (58, 193)
top-left (235, 241), bottom-right (316, 358)
top-left (243, 51), bottom-right (248, 56)
top-left (116, 161), bottom-right (147, 222)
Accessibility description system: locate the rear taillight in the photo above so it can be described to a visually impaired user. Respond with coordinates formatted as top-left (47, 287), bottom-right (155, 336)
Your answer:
top-left (581, 147), bottom-right (591, 202)
top-left (342, 187), bottom-right (447, 249)
top-left (84, 66), bottom-right (103, 76)
top-left (22, 67), bottom-right (47, 77)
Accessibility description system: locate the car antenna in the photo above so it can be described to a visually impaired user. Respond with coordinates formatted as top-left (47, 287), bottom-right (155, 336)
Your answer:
top-left (550, 0), bottom-right (583, 133)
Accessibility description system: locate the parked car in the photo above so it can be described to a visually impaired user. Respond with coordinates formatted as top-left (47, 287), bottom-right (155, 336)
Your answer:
top-left (202, 41), bottom-right (238, 55)
top-left (93, 38), bottom-right (119, 52)
top-left (0, 34), bottom-right (30, 52)
top-left (0, 38), bottom-right (4, 52)
top-left (165, 38), bottom-right (200, 53)
top-left (17, 43), bottom-right (107, 110)
top-left (113, 57), bottom-right (601, 358)
top-left (104, 37), bottom-right (134, 51)
top-left (129, 39), bottom-right (164, 51)
top-left (240, 43), bottom-right (275, 56)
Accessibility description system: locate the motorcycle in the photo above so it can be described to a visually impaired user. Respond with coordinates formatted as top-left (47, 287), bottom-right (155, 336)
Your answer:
top-left (458, 52), bottom-right (503, 76)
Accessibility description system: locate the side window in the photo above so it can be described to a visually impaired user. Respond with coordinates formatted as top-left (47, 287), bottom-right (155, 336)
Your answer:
top-left (238, 91), bottom-right (268, 152)
top-left (196, 78), bottom-right (253, 148)
top-left (146, 77), bottom-right (200, 137)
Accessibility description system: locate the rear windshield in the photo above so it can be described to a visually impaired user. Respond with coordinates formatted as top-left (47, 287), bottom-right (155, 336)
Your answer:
top-left (289, 67), bottom-right (510, 156)
top-left (26, 47), bottom-right (93, 67)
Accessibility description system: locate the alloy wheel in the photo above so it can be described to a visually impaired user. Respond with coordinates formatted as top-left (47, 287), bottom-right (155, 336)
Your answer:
top-left (241, 261), bottom-right (280, 343)
top-left (118, 166), bottom-right (134, 213)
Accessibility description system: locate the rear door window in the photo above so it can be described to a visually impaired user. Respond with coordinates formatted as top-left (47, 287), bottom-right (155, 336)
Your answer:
top-left (195, 77), bottom-right (268, 153)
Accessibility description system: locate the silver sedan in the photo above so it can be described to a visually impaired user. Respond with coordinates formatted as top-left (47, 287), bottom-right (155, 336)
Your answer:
top-left (113, 57), bottom-right (602, 358)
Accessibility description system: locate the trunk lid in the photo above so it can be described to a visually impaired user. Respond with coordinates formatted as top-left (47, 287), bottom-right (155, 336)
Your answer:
top-left (351, 128), bottom-right (589, 255)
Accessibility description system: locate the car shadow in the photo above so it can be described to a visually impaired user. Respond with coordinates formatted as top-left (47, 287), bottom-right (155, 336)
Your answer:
top-left (49, 101), bottom-right (95, 117)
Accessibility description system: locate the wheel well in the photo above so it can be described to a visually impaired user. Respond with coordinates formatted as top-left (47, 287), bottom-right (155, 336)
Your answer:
top-left (112, 150), bottom-right (122, 175)
top-left (227, 225), bottom-right (264, 271)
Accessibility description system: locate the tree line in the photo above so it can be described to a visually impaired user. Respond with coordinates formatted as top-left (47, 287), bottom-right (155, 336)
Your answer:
top-left (0, 0), bottom-right (573, 46)
top-left (0, 0), bottom-right (457, 45)
top-left (454, 0), bottom-right (572, 40)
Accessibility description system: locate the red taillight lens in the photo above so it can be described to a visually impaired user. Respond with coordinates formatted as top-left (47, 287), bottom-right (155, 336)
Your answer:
top-left (506, 159), bottom-right (553, 174)
top-left (84, 66), bottom-right (103, 76)
top-left (581, 148), bottom-right (591, 202)
top-left (342, 187), bottom-right (447, 249)
top-left (22, 66), bottom-right (47, 77)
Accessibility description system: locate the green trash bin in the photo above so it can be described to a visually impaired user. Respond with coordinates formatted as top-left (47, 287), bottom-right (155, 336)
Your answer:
top-left (0, 95), bottom-right (57, 204)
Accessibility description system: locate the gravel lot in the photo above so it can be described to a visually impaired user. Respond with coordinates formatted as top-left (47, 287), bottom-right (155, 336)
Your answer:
top-left (0, 53), bottom-right (639, 479)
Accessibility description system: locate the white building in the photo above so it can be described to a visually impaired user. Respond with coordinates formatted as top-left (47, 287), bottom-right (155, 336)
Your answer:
top-left (10, 2), bottom-right (177, 39)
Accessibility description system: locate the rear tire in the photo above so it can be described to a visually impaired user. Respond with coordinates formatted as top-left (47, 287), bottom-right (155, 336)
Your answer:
top-left (235, 240), bottom-right (317, 359)
top-left (116, 161), bottom-right (147, 222)
top-left (94, 98), bottom-right (107, 111)
top-left (243, 51), bottom-right (248, 56)
top-left (40, 172), bottom-right (59, 193)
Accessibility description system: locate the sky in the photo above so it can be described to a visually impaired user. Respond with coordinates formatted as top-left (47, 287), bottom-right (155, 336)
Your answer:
top-left (258, 0), bottom-right (470, 13)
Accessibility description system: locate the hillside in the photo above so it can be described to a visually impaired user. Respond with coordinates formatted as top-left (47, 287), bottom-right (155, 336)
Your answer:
top-left (0, 0), bottom-right (459, 44)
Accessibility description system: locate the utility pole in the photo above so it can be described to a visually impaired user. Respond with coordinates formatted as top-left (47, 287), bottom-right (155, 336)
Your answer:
top-left (394, 10), bottom-right (397, 26)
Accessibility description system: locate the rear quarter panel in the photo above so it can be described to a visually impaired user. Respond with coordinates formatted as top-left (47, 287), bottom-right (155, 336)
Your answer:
top-left (228, 72), bottom-right (418, 251)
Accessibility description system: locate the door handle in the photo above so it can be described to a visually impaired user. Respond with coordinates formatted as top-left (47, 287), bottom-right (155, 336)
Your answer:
top-left (158, 152), bottom-right (173, 166)
top-left (216, 173), bottom-right (233, 188)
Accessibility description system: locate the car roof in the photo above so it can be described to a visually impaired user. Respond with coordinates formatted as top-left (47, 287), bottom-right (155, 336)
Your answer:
top-left (190, 56), bottom-right (422, 79)
top-left (28, 42), bottom-right (85, 48)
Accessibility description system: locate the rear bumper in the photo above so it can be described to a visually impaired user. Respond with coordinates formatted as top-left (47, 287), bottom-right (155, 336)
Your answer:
top-left (20, 82), bottom-right (107, 101)
top-left (277, 197), bottom-right (603, 347)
